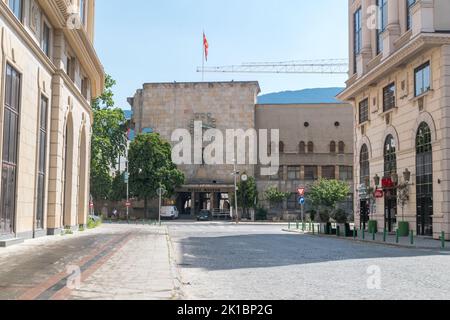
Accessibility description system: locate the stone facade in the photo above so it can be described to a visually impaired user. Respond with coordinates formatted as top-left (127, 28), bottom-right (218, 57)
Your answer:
top-left (0, 0), bottom-right (104, 243)
top-left (129, 82), bottom-right (354, 220)
top-left (338, 0), bottom-right (450, 239)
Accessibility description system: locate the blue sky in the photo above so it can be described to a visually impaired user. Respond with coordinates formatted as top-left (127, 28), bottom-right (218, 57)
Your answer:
top-left (95, 0), bottom-right (348, 110)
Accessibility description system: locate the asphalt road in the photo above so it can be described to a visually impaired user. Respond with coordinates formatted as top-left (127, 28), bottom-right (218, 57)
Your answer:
top-left (168, 221), bottom-right (450, 300)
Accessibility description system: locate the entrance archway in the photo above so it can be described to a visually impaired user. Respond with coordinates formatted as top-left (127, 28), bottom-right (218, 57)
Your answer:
top-left (77, 126), bottom-right (88, 226)
top-left (416, 122), bottom-right (433, 236)
top-left (384, 135), bottom-right (397, 232)
top-left (63, 114), bottom-right (74, 228)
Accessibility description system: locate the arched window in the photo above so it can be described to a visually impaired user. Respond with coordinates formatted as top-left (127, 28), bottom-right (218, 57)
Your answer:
top-left (360, 144), bottom-right (370, 185)
top-left (299, 141), bottom-right (306, 154)
top-left (416, 122), bottom-right (433, 236)
top-left (279, 141), bottom-right (285, 153)
top-left (339, 141), bottom-right (345, 154)
top-left (384, 135), bottom-right (397, 177)
top-left (330, 141), bottom-right (336, 153)
top-left (307, 142), bottom-right (314, 153)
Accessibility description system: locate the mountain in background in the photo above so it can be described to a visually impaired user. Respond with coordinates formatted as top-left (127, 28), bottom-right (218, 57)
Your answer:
top-left (257, 87), bottom-right (345, 104)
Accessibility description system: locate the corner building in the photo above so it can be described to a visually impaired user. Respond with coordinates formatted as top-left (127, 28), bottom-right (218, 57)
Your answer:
top-left (0, 0), bottom-right (104, 245)
top-left (338, 0), bottom-right (450, 239)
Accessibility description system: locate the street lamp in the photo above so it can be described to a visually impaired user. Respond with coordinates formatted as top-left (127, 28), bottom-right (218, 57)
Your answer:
top-left (241, 173), bottom-right (248, 219)
top-left (232, 159), bottom-right (239, 224)
top-left (373, 174), bottom-right (380, 188)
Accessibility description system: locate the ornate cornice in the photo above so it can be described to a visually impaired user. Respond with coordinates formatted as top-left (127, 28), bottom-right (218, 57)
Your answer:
top-left (338, 33), bottom-right (450, 101)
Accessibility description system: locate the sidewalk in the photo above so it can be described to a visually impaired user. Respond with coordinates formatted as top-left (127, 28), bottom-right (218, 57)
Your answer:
top-left (283, 226), bottom-right (450, 252)
top-left (0, 224), bottom-right (182, 300)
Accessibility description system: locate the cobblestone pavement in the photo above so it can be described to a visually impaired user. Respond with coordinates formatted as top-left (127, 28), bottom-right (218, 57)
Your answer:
top-left (168, 222), bottom-right (450, 300)
top-left (0, 224), bottom-right (180, 300)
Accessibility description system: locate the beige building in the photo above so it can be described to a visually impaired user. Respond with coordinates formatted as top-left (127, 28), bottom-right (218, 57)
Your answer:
top-left (129, 82), bottom-right (354, 220)
top-left (255, 103), bottom-right (354, 219)
top-left (338, 0), bottom-right (450, 239)
top-left (0, 0), bottom-right (104, 246)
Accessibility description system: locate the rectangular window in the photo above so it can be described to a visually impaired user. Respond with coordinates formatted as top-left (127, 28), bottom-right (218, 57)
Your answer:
top-left (322, 166), bottom-right (336, 180)
top-left (287, 193), bottom-right (299, 210)
top-left (339, 166), bottom-right (353, 181)
top-left (407, 0), bottom-right (416, 30)
top-left (81, 77), bottom-right (89, 99)
top-left (41, 22), bottom-right (51, 57)
top-left (8, 0), bottom-right (23, 21)
top-left (66, 56), bottom-right (76, 81)
top-left (353, 7), bottom-right (362, 73)
top-left (80, 0), bottom-right (87, 25)
top-left (376, 0), bottom-right (387, 55)
top-left (415, 62), bottom-right (431, 97)
top-left (1, 64), bottom-right (21, 235)
top-left (359, 98), bottom-right (369, 124)
top-left (36, 96), bottom-right (48, 230)
top-left (287, 166), bottom-right (301, 180)
top-left (304, 166), bottom-right (318, 181)
top-left (383, 83), bottom-right (396, 112)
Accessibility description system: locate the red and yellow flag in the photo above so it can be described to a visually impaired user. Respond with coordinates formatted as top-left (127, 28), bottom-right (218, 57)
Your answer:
top-left (203, 32), bottom-right (209, 62)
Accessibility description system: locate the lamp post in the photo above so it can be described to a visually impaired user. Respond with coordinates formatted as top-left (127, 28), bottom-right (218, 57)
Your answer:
top-left (232, 159), bottom-right (239, 224)
top-left (241, 173), bottom-right (248, 219)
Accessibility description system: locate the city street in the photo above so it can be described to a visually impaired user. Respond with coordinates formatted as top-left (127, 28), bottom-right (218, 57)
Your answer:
top-left (0, 222), bottom-right (449, 300)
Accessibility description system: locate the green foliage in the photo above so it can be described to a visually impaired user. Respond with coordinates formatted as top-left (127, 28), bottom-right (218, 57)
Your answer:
top-left (332, 209), bottom-right (348, 224)
top-left (307, 179), bottom-right (350, 210)
top-left (255, 206), bottom-right (268, 221)
top-left (129, 133), bottom-right (185, 216)
top-left (309, 210), bottom-right (317, 222)
top-left (231, 176), bottom-right (258, 209)
top-left (110, 171), bottom-right (127, 201)
top-left (87, 216), bottom-right (102, 229)
top-left (319, 210), bottom-right (331, 223)
top-left (90, 74), bottom-right (127, 202)
top-left (264, 186), bottom-right (290, 205)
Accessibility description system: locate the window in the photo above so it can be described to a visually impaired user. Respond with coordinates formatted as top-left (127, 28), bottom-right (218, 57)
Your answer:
top-left (80, 0), bottom-right (87, 25)
top-left (360, 145), bottom-right (370, 185)
top-left (338, 141), bottom-right (345, 154)
top-left (299, 141), bottom-right (306, 154)
top-left (415, 62), bottom-right (431, 97)
top-left (322, 166), bottom-right (336, 180)
top-left (66, 56), bottom-right (76, 81)
top-left (339, 166), bottom-right (353, 181)
top-left (8, 0), bottom-right (23, 21)
top-left (36, 96), bottom-right (49, 230)
top-left (307, 142), bottom-right (314, 153)
top-left (330, 141), bottom-right (336, 154)
top-left (279, 141), bottom-right (285, 153)
top-left (81, 77), bottom-right (89, 99)
top-left (376, 0), bottom-right (388, 54)
top-left (407, 0), bottom-right (416, 30)
top-left (41, 22), bottom-right (51, 57)
top-left (383, 83), bottom-right (396, 112)
top-left (287, 166), bottom-right (301, 180)
top-left (287, 193), bottom-right (300, 210)
top-left (384, 135), bottom-right (397, 177)
top-left (359, 98), bottom-right (369, 124)
top-left (304, 166), bottom-right (318, 181)
top-left (1, 64), bottom-right (21, 235)
top-left (353, 7), bottom-right (362, 73)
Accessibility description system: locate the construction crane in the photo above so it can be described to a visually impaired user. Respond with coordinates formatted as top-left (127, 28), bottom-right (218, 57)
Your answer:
top-left (197, 59), bottom-right (348, 75)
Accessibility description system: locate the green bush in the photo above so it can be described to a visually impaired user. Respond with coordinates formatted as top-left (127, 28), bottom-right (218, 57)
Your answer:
top-left (255, 207), bottom-right (268, 221)
top-left (332, 209), bottom-right (348, 224)
top-left (87, 216), bottom-right (102, 229)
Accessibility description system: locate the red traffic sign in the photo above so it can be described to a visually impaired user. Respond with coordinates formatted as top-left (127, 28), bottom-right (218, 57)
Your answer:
top-left (374, 189), bottom-right (384, 198)
top-left (297, 188), bottom-right (305, 196)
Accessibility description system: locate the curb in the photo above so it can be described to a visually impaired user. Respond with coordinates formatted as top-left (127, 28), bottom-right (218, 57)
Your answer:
top-left (282, 229), bottom-right (450, 252)
top-left (165, 226), bottom-right (186, 300)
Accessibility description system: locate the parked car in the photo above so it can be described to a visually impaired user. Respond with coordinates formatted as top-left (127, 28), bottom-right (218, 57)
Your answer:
top-left (197, 210), bottom-right (212, 221)
top-left (160, 206), bottom-right (179, 220)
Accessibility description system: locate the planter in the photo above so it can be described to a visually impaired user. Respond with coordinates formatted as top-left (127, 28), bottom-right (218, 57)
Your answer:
top-left (398, 221), bottom-right (410, 237)
top-left (368, 220), bottom-right (378, 234)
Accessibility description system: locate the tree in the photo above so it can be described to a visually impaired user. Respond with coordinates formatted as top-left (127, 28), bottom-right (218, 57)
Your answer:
top-left (307, 179), bottom-right (350, 222)
top-left (128, 133), bottom-right (185, 218)
top-left (264, 186), bottom-right (290, 211)
top-left (231, 176), bottom-right (258, 218)
top-left (90, 74), bottom-right (127, 204)
top-left (110, 172), bottom-right (127, 202)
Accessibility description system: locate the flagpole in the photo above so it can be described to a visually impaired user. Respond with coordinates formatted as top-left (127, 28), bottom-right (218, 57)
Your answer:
top-left (202, 31), bottom-right (205, 82)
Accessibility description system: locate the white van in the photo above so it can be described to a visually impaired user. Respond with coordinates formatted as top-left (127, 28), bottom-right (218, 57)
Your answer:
top-left (160, 206), bottom-right (179, 220)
